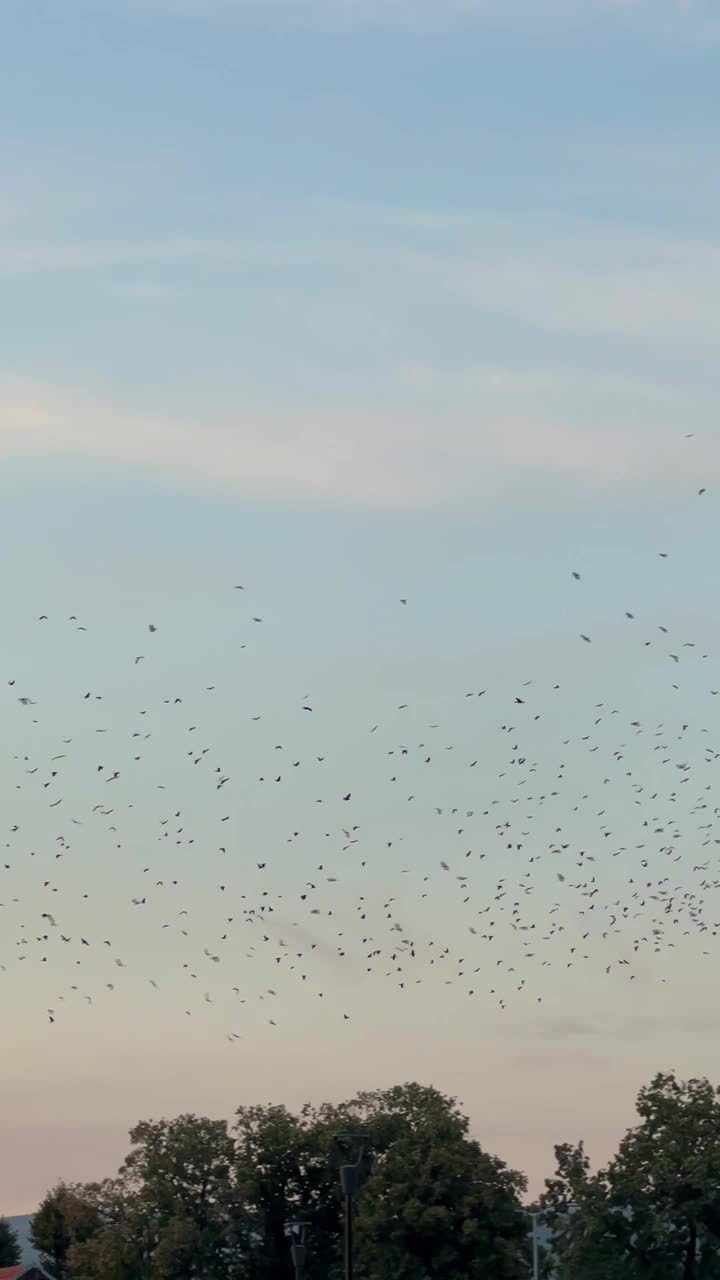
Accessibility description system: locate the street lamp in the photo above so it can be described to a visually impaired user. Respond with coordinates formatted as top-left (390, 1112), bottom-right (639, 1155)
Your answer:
top-left (527, 1202), bottom-right (577, 1280)
top-left (289, 1221), bottom-right (308, 1280)
top-left (527, 1210), bottom-right (543, 1280)
top-left (332, 1133), bottom-right (370, 1280)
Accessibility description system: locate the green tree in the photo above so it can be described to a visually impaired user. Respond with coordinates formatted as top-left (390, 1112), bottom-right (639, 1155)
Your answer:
top-left (234, 1083), bottom-right (526, 1280)
top-left (120, 1112), bottom-right (242, 1280)
top-left (545, 1072), bottom-right (720, 1280)
top-left (355, 1127), bottom-right (528, 1280)
top-left (234, 1102), bottom-right (343, 1280)
top-left (89, 1114), bottom-right (244, 1280)
top-left (31, 1183), bottom-right (102, 1279)
top-left (541, 1141), bottom-right (627, 1280)
top-left (65, 1115), bottom-right (245, 1280)
top-left (66, 1181), bottom-right (152, 1280)
top-left (336, 1082), bottom-right (470, 1150)
top-left (35, 1083), bottom-right (535, 1280)
top-left (0, 1217), bottom-right (21, 1267)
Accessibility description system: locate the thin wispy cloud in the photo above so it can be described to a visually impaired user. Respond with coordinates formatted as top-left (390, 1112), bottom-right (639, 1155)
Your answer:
top-left (4, 209), bottom-right (719, 353)
top-left (0, 237), bottom-right (315, 277)
top-left (2, 203), bottom-right (717, 509)
top-left (531, 1017), bottom-right (603, 1041)
top-left (514, 1052), bottom-right (605, 1070)
top-left (429, 252), bottom-right (720, 349)
top-left (377, 211), bottom-right (720, 350)
top-left (0, 372), bottom-right (713, 511)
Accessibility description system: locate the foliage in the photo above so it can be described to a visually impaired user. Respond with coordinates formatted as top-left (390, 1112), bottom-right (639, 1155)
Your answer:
top-left (33, 1071), bottom-right (720, 1280)
top-left (337, 1082), bottom-right (470, 1149)
top-left (232, 1083), bottom-right (485, 1280)
top-left (66, 1179), bottom-right (158, 1280)
top-left (0, 1217), bottom-right (21, 1267)
top-left (69, 1116), bottom-right (243, 1280)
top-left (234, 1102), bottom-right (340, 1280)
top-left (355, 1128), bottom-right (529, 1280)
top-left (31, 1183), bottom-right (102, 1279)
top-left (123, 1113), bottom-right (242, 1280)
top-left (34, 1081), bottom-right (525, 1280)
top-left (544, 1072), bottom-right (720, 1280)
top-left (51, 1074), bottom-right (720, 1280)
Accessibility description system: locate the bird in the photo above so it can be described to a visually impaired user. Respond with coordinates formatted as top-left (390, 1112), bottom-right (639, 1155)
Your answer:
top-left (3, 534), bottom-right (720, 1054)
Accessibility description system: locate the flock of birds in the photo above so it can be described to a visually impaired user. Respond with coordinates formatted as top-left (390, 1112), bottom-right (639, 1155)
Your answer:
top-left (3, 484), bottom-right (720, 1044)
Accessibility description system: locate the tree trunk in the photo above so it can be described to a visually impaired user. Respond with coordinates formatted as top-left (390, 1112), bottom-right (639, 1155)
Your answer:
top-left (683, 1220), bottom-right (697, 1280)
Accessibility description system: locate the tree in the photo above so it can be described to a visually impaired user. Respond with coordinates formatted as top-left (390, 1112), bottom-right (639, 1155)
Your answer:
top-left (0, 1218), bottom-right (21, 1267)
top-left (233, 1083), bottom-right (486, 1280)
top-left (234, 1102), bottom-right (343, 1280)
top-left (355, 1127), bottom-right (529, 1280)
top-left (336, 1082), bottom-right (470, 1149)
top-left (65, 1181), bottom-right (153, 1280)
top-left (122, 1113), bottom-right (242, 1280)
top-left (69, 1115), bottom-right (245, 1280)
top-left (541, 1140), bottom-right (627, 1280)
top-left (31, 1183), bottom-right (102, 1279)
top-left (34, 1083), bottom-right (534, 1280)
top-left (545, 1072), bottom-right (720, 1280)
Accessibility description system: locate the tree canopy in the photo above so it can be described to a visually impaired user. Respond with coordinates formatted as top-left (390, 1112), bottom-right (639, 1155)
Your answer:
top-left (31, 1082), bottom-right (528, 1280)
top-left (0, 1218), bottom-right (21, 1268)
top-left (355, 1126), bottom-right (528, 1280)
top-left (36, 1070), bottom-right (720, 1280)
top-left (543, 1071), bottom-right (720, 1280)
top-left (32, 1183), bottom-right (103, 1279)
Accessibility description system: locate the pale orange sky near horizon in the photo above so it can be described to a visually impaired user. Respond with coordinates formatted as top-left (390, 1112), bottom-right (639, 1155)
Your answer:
top-left (4, 1003), bottom-right (717, 1213)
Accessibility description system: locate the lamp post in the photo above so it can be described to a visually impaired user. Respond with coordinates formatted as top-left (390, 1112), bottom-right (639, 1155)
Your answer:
top-left (527, 1201), bottom-right (577, 1280)
top-left (289, 1221), bottom-right (308, 1280)
top-left (333, 1133), bottom-right (369, 1280)
top-left (528, 1211), bottom-right (542, 1280)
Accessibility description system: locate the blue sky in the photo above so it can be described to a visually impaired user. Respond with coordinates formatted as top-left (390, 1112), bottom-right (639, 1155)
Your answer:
top-left (3, 0), bottom-right (720, 1216)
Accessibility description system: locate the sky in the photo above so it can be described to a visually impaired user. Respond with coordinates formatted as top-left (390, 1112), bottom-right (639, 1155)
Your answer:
top-left (3, 0), bottom-right (720, 1216)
